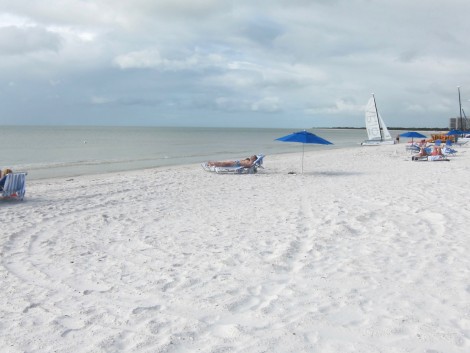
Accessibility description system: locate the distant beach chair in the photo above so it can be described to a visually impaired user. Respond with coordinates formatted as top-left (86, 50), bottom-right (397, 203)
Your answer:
top-left (442, 146), bottom-right (457, 157)
top-left (202, 154), bottom-right (265, 174)
top-left (411, 156), bottom-right (450, 162)
top-left (1, 172), bottom-right (27, 200)
top-left (427, 155), bottom-right (450, 161)
top-left (405, 144), bottom-right (420, 153)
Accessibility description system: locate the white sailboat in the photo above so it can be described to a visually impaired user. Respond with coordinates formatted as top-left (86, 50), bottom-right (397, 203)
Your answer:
top-left (361, 94), bottom-right (395, 146)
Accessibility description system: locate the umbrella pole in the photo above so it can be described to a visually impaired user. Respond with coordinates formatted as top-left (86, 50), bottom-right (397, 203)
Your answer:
top-left (302, 144), bottom-right (304, 174)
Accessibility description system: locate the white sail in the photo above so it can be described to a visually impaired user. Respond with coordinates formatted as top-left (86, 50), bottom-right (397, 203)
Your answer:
top-left (362, 95), bottom-right (395, 145)
top-left (378, 114), bottom-right (392, 140)
top-left (365, 97), bottom-right (381, 140)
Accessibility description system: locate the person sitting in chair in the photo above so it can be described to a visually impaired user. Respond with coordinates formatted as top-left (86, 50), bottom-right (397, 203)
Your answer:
top-left (412, 147), bottom-right (429, 160)
top-left (427, 145), bottom-right (450, 161)
top-left (431, 145), bottom-right (443, 156)
top-left (207, 155), bottom-right (258, 168)
top-left (0, 168), bottom-right (13, 191)
top-left (418, 147), bottom-right (429, 156)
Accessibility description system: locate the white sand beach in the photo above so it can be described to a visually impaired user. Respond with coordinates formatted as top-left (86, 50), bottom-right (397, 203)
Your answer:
top-left (1, 144), bottom-right (470, 353)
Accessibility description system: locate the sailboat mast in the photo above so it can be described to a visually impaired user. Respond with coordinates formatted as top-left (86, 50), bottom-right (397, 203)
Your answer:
top-left (458, 86), bottom-right (463, 130)
top-left (463, 109), bottom-right (469, 128)
top-left (372, 93), bottom-right (383, 140)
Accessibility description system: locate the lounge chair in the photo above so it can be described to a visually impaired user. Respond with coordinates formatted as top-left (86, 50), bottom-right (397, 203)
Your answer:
top-left (411, 156), bottom-right (429, 161)
top-left (442, 140), bottom-right (458, 156)
top-left (411, 156), bottom-right (449, 162)
top-left (428, 155), bottom-right (450, 161)
top-left (1, 172), bottom-right (27, 200)
top-left (442, 146), bottom-right (457, 157)
top-left (202, 154), bottom-right (265, 174)
top-left (406, 144), bottom-right (420, 153)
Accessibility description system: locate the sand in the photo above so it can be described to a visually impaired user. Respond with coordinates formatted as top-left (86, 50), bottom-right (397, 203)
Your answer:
top-left (1, 144), bottom-right (469, 353)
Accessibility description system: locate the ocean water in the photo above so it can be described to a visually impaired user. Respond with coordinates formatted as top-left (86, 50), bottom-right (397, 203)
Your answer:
top-left (0, 126), bottom-right (376, 180)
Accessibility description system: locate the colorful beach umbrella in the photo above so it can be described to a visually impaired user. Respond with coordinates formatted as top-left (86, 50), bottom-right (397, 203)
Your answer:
top-left (275, 130), bottom-right (333, 174)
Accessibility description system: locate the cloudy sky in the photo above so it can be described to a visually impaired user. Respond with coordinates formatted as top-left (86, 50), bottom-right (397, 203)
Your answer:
top-left (1, 0), bottom-right (469, 128)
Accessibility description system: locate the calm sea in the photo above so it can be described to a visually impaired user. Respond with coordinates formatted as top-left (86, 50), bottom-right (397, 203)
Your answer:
top-left (0, 126), bottom-right (383, 180)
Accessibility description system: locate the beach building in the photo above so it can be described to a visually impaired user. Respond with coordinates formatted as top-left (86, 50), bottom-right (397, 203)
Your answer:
top-left (449, 117), bottom-right (468, 130)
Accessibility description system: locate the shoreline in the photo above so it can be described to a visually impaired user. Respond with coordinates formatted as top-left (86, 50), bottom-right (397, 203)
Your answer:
top-left (3, 144), bottom-right (470, 352)
top-left (25, 144), bottom-right (361, 182)
top-left (2, 125), bottom-right (390, 181)
top-left (23, 139), bottom-right (424, 183)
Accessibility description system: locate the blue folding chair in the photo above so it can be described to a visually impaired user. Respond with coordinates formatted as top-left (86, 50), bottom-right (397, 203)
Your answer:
top-left (1, 172), bottom-right (27, 200)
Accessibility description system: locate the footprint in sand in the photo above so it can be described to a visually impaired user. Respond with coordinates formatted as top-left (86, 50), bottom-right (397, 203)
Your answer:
top-left (132, 305), bottom-right (162, 315)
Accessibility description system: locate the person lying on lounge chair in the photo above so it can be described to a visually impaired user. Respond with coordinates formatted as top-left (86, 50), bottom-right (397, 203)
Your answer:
top-left (411, 147), bottom-right (429, 160)
top-left (207, 155), bottom-right (258, 168)
top-left (430, 145), bottom-right (444, 156)
top-left (428, 155), bottom-right (449, 161)
top-left (418, 147), bottom-right (429, 156)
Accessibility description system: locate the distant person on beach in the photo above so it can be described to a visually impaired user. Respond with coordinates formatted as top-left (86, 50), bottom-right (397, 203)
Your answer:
top-left (0, 168), bottom-right (13, 191)
top-left (207, 155), bottom-right (258, 168)
top-left (431, 145), bottom-right (443, 156)
top-left (417, 147), bottom-right (429, 157)
top-left (412, 147), bottom-right (430, 160)
top-left (395, 135), bottom-right (400, 143)
top-left (426, 144), bottom-right (449, 161)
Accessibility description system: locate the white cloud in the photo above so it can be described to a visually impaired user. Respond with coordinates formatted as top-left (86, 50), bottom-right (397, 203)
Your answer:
top-left (1, 0), bottom-right (470, 127)
top-left (114, 49), bottom-right (163, 69)
top-left (113, 48), bottom-right (231, 72)
top-left (91, 96), bottom-right (115, 105)
top-left (0, 25), bottom-right (62, 54)
top-left (251, 97), bottom-right (282, 112)
top-left (306, 99), bottom-right (365, 115)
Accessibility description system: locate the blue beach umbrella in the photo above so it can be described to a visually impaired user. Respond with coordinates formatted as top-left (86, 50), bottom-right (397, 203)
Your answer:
top-left (399, 131), bottom-right (427, 143)
top-left (446, 130), bottom-right (469, 143)
top-left (275, 130), bottom-right (333, 173)
top-left (446, 129), bottom-right (465, 136)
